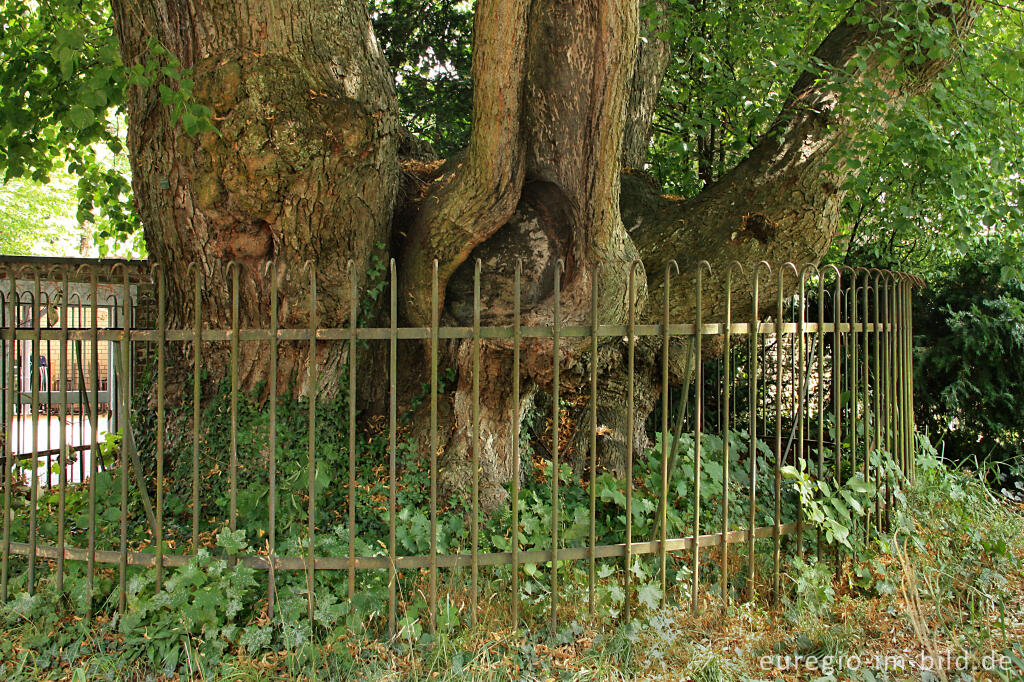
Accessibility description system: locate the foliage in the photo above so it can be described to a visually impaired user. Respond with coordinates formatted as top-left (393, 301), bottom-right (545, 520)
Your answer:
top-left (0, 0), bottom-right (210, 254)
top-left (370, 0), bottom-right (474, 157)
top-left (784, 457), bottom-right (881, 550)
top-left (114, 529), bottom-right (261, 673)
top-left (787, 555), bottom-right (836, 622)
top-left (913, 254), bottom-right (1024, 495)
top-left (1, 0), bottom-right (131, 246)
top-left (0, 175), bottom-right (80, 255)
top-left (637, 0), bottom-right (1024, 280)
top-left (3, 361), bottom-right (830, 673)
top-left (3, 0), bottom-right (1020, 265)
top-left (835, 3), bottom-right (1024, 278)
top-left (4, 433), bottom-right (1023, 680)
top-left (646, 0), bottom-right (839, 192)
top-left (895, 439), bottom-right (1024, 676)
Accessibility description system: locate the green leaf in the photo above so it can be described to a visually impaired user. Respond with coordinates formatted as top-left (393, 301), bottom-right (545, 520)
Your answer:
top-left (847, 476), bottom-right (874, 495)
top-left (68, 106), bottom-right (96, 130)
top-left (637, 582), bottom-right (662, 611)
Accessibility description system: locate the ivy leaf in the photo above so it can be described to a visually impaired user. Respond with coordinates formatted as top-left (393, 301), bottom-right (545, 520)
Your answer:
top-left (637, 582), bottom-right (662, 611)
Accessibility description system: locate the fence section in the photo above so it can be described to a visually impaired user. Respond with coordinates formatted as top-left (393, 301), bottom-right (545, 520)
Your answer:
top-left (0, 256), bottom-right (918, 636)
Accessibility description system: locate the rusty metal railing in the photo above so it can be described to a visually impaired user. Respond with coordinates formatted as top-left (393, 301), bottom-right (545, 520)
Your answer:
top-left (0, 256), bottom-right (919, 637)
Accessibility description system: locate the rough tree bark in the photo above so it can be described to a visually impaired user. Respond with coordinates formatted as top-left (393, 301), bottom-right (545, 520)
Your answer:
top-left (621, 1), bottom-right (671, 170)
top-left (112, 0), bottom-right (977, 505)
top-left (111, 0), bottom-right (400, 394)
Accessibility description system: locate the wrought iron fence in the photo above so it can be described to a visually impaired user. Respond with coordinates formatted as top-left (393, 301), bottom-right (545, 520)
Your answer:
top-left (0, 255), bottom-right (918, 637)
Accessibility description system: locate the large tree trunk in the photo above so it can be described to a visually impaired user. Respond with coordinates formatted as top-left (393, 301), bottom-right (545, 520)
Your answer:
top-left (113, 0), bottom-right (977, 505)
top-left (111, 0), bottom-right (400, 394)
top-left (401, 0), bottom-right (644, 503)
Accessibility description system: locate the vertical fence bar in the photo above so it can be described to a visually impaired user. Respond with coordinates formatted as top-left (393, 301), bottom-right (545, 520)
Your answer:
top-left (871, 273), bottom-right (882, 531)
top-left (551, 260), bottom-right (563, 635)
top-left (772, 266), bottom-right (790, 602)
top-left (884, 277), bottom-right (894, 479)
top-left (879, 276), bottom-right (890, 510)
top-left (387, 259), bottom-right (399, 637)
top-left (16, 294), bottom-right (24, 462)
top-left (746, 263), bottom-right (767, 601)
top-left (268, 262), bottom-right (279, 615)
top-left (833, 276), bottom-right (843, 487)
top-left (892, 282), bottom-right (901, 483)
top-left (849, 270), bottom-right (859, 487)
top-left (861, 273), bottom-right (870, 495)
top-left (28, 269), bottom-right (40, 595)
top-left (307, 263), bottom-right (318, 627)
top-left (229, 263), bottom-right (239, 536)
top-left (905, 281), bottom-right (912, 480)
top-left (898, 281), bottom-right (907, 481)
top-left (511, 260), bottom-right (522, 626)
top-left (191, 265), bottom-right (201, 553)
top-left (42, 290), bottom-right (52, 493)
top-left (892, 282), bottom-right (902, 483)
top-left (1, 276), bottom-right (11, 602)
top-left (895, 281), bottom-right (905, 482)
top-left (659, 263), bottom-right (673, 606)
top-left (841, 291), bottom-right (849, 477)
top-left (588, 263), bottom-right (598, 616)
top-left (821, 267), bottom-right (837, 558)
top-left (903, 281), bottom-right (912, 483)
top-left (308, 263), bottom-right (322, 619)
top-left (57, 269), bottom-right (69, 591)
top-left (87, 268), bottom-right (98, 611)
top-left (759, 322), bottom-right (767, 441)
top-left (624, 262), bottom-right (640, 622)
top-left (791, 296), bottom-right (799, 473)
top-left (891, 279), bottom-right (901, 484)
top-left (1, 272), bottom-right (13, 603)
top-left (471, 259), bottom-right (481, 628)
top-left (155, 266), bottom-right (166, 590)
top-left (884, 273), bottom-right (895, 524)
top-left (796, 267), bottom-right (809, 558)
top-left (721, 263), bottom-right (740, 604)
top-left (75, 298), bottom-right (84, 482)
top-left (117, 265), bottom-right (130, 613)
top-left (430, 260), bottom-right (439, 630)
top-left (348, 262), bottom-right (358, 602)
top-left (47, 293), bottom-right (55, 493)
top-left (692, 263), bottom-right (709, 612)
top-left (908, 282), bottom-right (917, 483)
top-left (907, 278), bottom-right (915, 478)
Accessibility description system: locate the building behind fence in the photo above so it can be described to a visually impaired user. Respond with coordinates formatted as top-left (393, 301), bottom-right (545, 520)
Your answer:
top-left (0, 255), bottom-right (918, 637)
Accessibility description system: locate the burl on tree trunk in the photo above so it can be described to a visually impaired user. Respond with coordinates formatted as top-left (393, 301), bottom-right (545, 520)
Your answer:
top-left (112, 0), bottom-right (976, 507)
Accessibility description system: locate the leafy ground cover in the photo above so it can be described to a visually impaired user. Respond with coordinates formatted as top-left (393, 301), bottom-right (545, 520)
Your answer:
top-left (1, 432), bottom-right (1021, 681)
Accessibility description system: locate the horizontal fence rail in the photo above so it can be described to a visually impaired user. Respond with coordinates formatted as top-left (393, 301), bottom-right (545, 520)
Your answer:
top-left (0, 257), bottom-right (918, 637)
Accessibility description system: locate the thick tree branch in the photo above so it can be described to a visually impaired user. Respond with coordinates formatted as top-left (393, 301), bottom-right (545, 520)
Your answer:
top-left (621, 2), bottom-right (671, 170)
top-left (629, 0), bottom-right (979, 323)
top-left (400, 0), bottom-right (532, 325)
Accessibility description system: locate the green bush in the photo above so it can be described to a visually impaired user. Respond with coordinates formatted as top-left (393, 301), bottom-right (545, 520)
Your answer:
top-left (914, 256), bottom-right (1024, 497)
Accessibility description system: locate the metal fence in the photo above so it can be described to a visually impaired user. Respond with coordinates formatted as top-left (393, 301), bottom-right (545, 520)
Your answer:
top-left (0, 255), bottom-right (918, 637)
